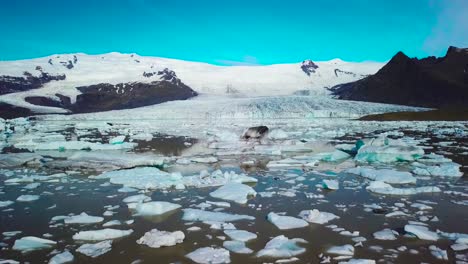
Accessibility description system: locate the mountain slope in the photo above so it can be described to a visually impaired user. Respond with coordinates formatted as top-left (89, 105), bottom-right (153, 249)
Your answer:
top-left (330, 46), bottom-right (468, 107)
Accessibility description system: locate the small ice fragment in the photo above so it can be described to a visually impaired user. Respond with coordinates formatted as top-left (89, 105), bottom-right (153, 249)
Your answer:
top-left (373, 229), bottom-right (398, 240)
top-left (256, 235), bottom-right (307, 258)
top-left (182, 209), bottom-right (254, 222)
top-left (338, 259), bottom-right (376, 264)
top-left (72, 229), bottom-right (133, 241)
top-left (48, 251), bottom-right (74, 264)
top-left (13, 236), bottom-right (56, 252)
top-left (109, 135), bottom-right (126, 145)
top-left (267, 212), bottom-right (308, 230)
top-left (136, 229), bottom-right (184, 248)
top-left (63, 212), bottom-right (104, 224)
top-left (322, 180), bottom-right (339, 190)
top-left (224, 230), bottom-right (257, 242)
top-left (209, 183), bottom-right (256, 204)
top-left (404, 225), bottom-right (438, 241)
top-left (223, 240), bottom-right (253, 254)
top-left (134, 201), bottom-right (181, 216)
top-left (76, 240), bottom-right (112, 258)
top-left (428, 245), bottom-right (448, 260)
top-left (299, 209), bottom-right (339, 224)
top-left (16, 195), bottom-right (40, 202)
top-left (327, 244), bottom-right (354, 256)
top-left (186, 247), bottom-right (230, 264)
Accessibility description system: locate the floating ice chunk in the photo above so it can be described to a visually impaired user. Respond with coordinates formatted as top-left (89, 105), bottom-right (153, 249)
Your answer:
top-left (256, 235), bottom-right (307, 258)
top-left (63, 212), bottom-right (104, 225)
top-left (267, 212), bottom-right (308, 230)
top-left (76, 240), bottom-right (112, 258)
top-left (437, 231), bottom-right (468, 244)
top-left (182, 209), bottom-right (254, 222)
top-left (13, 236), bottom-right (56, 252)
top-left (268, 129), bottom-right (288, 140)
top-left (347, 167), bottom-right (416, 184)
top-left (134, 201), bottom-right (181, 216)
top-left (338, 259), bottom-right (376, 264)
top-left (130, 133), bottom-right (153, 141)
top-left (186, 247), bottom-right (230, 264)
top-left (66, 152), bottom-right (166, 171)
top-left (206, 201), bottom-right (231, 208)
top-left (327, 244), bottom-right (354, 256)
top-left (429, 245), bottom-right (448, 260)
top-left (223, 241), bottom-right (253, 254)
top-left (16, 195), bottom-right (40, 202)
top-left (451, 244), bottom-right (468, 251)
top-left (15, 140), bottom-right (136, 151)
top-left (209, 183), bottom-right (256, 204)
top-left (72, 229), bottom-right (133, 241)
top-left (136, 229), bottom-right (185, 248)
top-left (0, 200), bottom-right (14, 207)
top-left (315, 150), bottom-right (351, 162)
top-left (298, 209), bottom-right (339, 224)
top-left (355, 139), bottom-right (424, 163)
top-left (366, 181), bottom-right (440, 195)
top-left (103, 220), bottom-right (121, 227)
top-left (412, 162), bottom-right (463, 177)
top-left (373, 228), bottom-right (398, 240)
top-left (224, 230), bottom-right (257, 242)
top-left (410, 203), bottom-right (432, 210)
top-left (49, 251), bottom-right (74, 264)
top-left (95, 167), bottom-right (182, 190)
top-left (210, 222), bottom-right (236, 230)
top-left (191, 157), bottom-right (218, 163)
top-left (322, 179), bottom-right (339, 190)
top-left (109, 135), bottom-right (126, 145)
top-left (404, 225), bottom-right (438, 241)
top-left (122, 194), bottom-right (151, 204)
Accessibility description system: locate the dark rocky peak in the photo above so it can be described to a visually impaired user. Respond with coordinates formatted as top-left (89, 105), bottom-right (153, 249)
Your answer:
top-left (447, 46), bottom-right (468, 55)
top-left (60, 60), bottom-right (74, 69)
top-left (0, 71), bottom-right (66, 95)
top-left (301, 59), bottom-right (319, 76)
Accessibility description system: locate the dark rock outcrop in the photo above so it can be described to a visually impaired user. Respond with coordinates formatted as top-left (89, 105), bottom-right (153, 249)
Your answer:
top-left (0, 71), bottom-right (66, 95)
top-left (330, 46), bottom-right (468, 107)
top-left (0, 103), bottom-right (35, 119)
top-left (242, 126), bottom-right (269, 140)
top-left (301, 60), bottom-right (319, 76)
top-left (71, 80), bottom-right (197, 113)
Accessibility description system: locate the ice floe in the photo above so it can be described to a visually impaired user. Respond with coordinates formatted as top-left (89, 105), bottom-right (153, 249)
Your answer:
top-left (223, 230), bottom-right (257, 242)
top-left (366, 181), bottom-right (441, 195)
top-left (133, 201), bottom-right (181, 216)
top-left (136, 229), bottom-right (185, 248)
top-left (13, 236), bottom-right (56, 252)
top-left (186, 247), bottom-right (230, 264)
top-left (257, 235), bottom-right (307, 258)
top-left (404, 224), bottom-right (439, 241)
top-left (267, 212), bottom-right (308, 230)
top-left (327, 244), bottom-right (354, 256)
top-left (48, 251), bottom-right (74, 264)
top-left (72, 228), bottom-right (133, 241)
top-left (209, 183), bottom-right (256, 204)
top-left (223, 240), bottom-right (253, 254)
top-left (373, 228), bottom-right (398, 240)
top-left (347, 167), bottom-right (416, 184)
top-left (298, 209), bottom-right (339, 224)
top-left (182, 209), bottom-right (254, 222)
top-left (61, 212), bottom-right (104, 225)
top-left (16, 194), bottom-right (40, 202)
top-left (76, 240), bottom-right (113, 258)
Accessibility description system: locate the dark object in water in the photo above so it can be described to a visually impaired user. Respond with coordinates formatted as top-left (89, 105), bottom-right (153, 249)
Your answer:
top-left (372, 208), bottom-right (388, 214)
top-left (242, 126), bottom-right (269, 140)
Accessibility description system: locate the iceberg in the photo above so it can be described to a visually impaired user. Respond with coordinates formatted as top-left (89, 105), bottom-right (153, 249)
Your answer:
top-left (136, 229), bottom-right (185, 248)
top-left (48, 251), bottom-right (74, 264)
top-left (133, 201), bottom-right (181, 216)
top-left (298, 209), bottom-right (339, 224)
top-left (355, 137), bottom-right (424, 163)
top-left (428, 245), bottom-right (448, 260)
top-left (347, 167), bottom-right (416, 184)
top-left (16, 195), bottom-right (40, 202)
top-left (256, 235), bottom-right (307, 258)
top-left (366, 181), bottom-right (441, 195)
top-left (223, 230), bottom-right (257, 242)
top-left (322, 179), bottom-right (339, 190)
top-left (267, 212), bottom-right (308, 230)
top-left (0, 200), bottom-right (14, 208)
top-left (186, 247), bottom-right (230, 264)
top-left (404, 224), bottom-right (438, 241)
top-left (76, 240), bottom-right (112, 258)
top-left (13, 236), bottom-right (56, 252)
top-left (327, 244), bottom-right (354, 256)
top-left (72, 228), bottom-right (133, 241)
top-left (412, 162), bottom-right (463, 177)
top-left (338, 259), bottom-right (376, 264)
top-left (109, 135), bottom-right (126, 144)
top-left (63, 212), bottom-right (104, 224)
top-left (182, 209), bottom-right (254, 222)
top-left (373, 228), bottom-right (398, 240)
top-left (209, 183), bottom-right (256, 204)
top-left (223, 241), bottom-right (253, 254)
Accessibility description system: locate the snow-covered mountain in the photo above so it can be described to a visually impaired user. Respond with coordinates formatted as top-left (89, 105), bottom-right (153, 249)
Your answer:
top-left (0, 52), bottom-right (383, 116)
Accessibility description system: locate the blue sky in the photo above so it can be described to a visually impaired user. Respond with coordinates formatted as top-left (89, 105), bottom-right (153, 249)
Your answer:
top-left (0, 0), bottom-right (466, 64)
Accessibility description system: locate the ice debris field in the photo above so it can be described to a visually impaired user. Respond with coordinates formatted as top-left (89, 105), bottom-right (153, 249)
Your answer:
top-left (0, 116), bottom-right (467, 264)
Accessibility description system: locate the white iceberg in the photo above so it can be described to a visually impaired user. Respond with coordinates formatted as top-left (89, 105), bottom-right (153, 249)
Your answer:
top-left (48, 251), bottom-right (74, 264)
top-left (63, 212), bottom-right (104, 225)
top-left (366, 181), bottom-right (441, 195)
top-left (134, 201), bottom-right (181, 216)
top-left (72, 228), bottom-right (133, 241)
top-left (327, 244), bottom-right (354, 256)
top-left (355, 137), bottom-right (424, 163)
top-left (109, 135), bottom-right (126, 144)
top-left (13, 236), bottom-right (56, 252)
top-left (209, 183), bottom-right (256, 204)
top-left (16, 195), bottom-right (40, 202)
top-left (347, 167), bottom-right (416, 184)
top-left (256, 235), bottom-right (307, 258)
top-left (298, 209), bottom-right (339, 224)
top-left (338, 259), bottom-right (376, 264)
top-left (76, 240), bottom-right (112, 258)
top-left (373, 228), bottom-right (398, 240)
top-left (223, 241), bottom-right (253, 254)
top-left (322, 179), bottom-right (339, 190)
top-left (404, 224), bottom-right (438, 241)
top-left (412, 162), bottom-right (463, 177)
top-left (267, 212), bottom-right (308, 230)
top-left (223, 230), bottom-right (257, 242)
top-left (186, 247), bottom-right (230, 264)
top-left (136, 229), bottom-right (184, 248)
top-left (0, 200), bottom-right (14, 208)
top-left (182, 209), bottom-right (254, 222)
